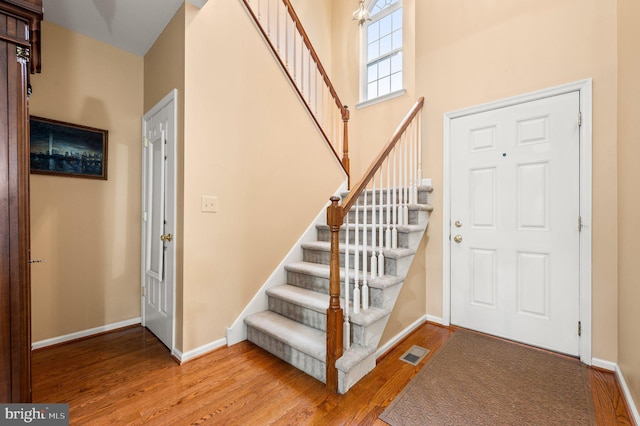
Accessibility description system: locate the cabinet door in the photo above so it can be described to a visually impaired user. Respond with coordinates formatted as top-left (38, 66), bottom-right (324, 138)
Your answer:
top-left (0, 9), bottom-right (32, 402)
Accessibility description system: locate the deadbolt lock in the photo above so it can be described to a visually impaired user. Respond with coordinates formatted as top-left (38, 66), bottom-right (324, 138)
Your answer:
top-left (454, 220), bottom-right (462, 228)
top-left (160, 233), bottom-right (173, 242)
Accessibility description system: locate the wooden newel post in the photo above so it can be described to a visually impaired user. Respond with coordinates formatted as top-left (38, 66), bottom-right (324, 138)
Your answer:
top-left (326, 196), bottom-right (344, 392)
top-left (341, 106), bottom-right (350, 189)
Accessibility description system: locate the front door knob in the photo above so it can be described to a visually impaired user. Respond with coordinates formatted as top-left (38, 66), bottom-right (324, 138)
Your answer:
top-left (453, 234), bottom-right (463, 243)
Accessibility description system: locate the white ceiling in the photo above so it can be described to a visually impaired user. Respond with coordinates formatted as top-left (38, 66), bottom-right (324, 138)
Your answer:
top-left (42, 0), bottom-right (207, 56)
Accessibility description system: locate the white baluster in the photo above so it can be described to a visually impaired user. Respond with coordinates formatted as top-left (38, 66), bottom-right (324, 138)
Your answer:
top-left (275, 0), bottom-right (280, 53)
top-left (344, 210), bottom-right (350, 350)
top-left (370, 176), bottom-right (377, 279)
top-left (409, 122), bottom-right (414, 205)
top-left (416, 114), bottom-right (422, 202)
top-left (362, 187), bottom-right (369, 311)
top-left (378, 170), bottom-right (385, 276)
top-left (403, 130), bottom-right (409, 226)
top-left (385, 157), bottom-right (391, 250)
top-left (392, 146), bottom-right (398, 249)
top-left (353, 198), bottom-right (360, 314)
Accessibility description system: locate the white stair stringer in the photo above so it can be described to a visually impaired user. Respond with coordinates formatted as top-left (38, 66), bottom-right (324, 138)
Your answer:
top-left (245, 185), bottom-right (433, 393)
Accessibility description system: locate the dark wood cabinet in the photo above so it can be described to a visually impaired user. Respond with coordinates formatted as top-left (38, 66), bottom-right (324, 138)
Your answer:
top-left (0, 0), bottom-right (41, 403)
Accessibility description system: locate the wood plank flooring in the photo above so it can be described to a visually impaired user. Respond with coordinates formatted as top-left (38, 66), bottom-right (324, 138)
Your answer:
top-left (32, 323), bottom-right (634, 425)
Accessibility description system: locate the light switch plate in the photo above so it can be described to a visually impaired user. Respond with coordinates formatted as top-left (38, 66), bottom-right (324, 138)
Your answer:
top-left (201, 196), bottom-right (218, 213)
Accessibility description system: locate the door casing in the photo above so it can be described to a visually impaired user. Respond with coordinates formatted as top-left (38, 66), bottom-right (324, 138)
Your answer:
top-left (442, 79), bottom-right (593, 364)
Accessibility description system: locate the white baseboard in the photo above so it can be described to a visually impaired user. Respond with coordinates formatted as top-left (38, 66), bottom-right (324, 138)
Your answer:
top-left (592, 357), bottom-right (616, 371)
top-left (616, 365), bottom-right (640, 424)
top-left (173, 338), bottom-right (227, 363)
top-left (426, 315), bottom-right (445, 326)
top-left (32, 317), bottom-right (142, 350)
top-left (592, 358), bottom-right (640, 424)
top-left (375, 314), bottom-right (428, 359)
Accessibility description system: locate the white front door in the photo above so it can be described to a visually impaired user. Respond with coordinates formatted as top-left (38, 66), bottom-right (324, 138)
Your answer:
top-left (142, 90), bottom-right (177, 351)
top-left (450, 91), bottom-right (581, 356)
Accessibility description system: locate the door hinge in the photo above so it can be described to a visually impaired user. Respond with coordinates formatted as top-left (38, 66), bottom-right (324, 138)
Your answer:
top-left (578, 321), bottom-right (582, 336)
top-left (577, 111), bottom-right (582, 127)
top-left (144, 137), bottom-right (148, 148)
top-left (143, 211), bottom-right (147, 222)
top-left (142, 286), bottom-right (146, 297)
top-left (578, 215), bottom-right (583, 232)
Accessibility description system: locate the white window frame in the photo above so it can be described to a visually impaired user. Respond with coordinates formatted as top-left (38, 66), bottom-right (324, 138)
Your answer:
top-left (358, 0), bottom-right (404, 108)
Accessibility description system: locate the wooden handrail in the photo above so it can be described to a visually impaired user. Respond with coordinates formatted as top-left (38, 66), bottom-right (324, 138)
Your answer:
top-left (241, 0), bottom-right (350, 180)
top-left (325, 97), bottom-right (425, 392)
top-left (342, 97), bottom-right (424, 212)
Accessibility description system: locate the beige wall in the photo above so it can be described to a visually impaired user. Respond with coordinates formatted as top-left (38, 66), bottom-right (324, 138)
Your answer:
top-left (29, 22), bottom-right (144, 341)
top-left (144, 6), bottom-right (186, 350)
top-left (415, 0), bottom-right (619, 363)
top-left (617, 0), bottom-right (640, 409)
top-left (180, 1), bottom-right (344, 351)
top-left (332, 0), bottom-right (620, 359)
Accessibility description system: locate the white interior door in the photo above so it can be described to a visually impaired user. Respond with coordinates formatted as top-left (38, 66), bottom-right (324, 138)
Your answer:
top-left (142, 90), bottom-right (176, 351)
top-left (450, 91), bottom-right (581, 356)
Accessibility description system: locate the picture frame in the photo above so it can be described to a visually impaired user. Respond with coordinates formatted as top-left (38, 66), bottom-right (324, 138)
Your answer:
top-left (29, 116), bottom-right (108, 180)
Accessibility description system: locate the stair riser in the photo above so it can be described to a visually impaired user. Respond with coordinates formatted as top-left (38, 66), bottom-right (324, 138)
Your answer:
top-left (268, 297), bottom-right (326, 331)
top-left (302, 249), bottom-right (405, 276)
top-left (316, 227), bottom-right (417, 249)
top-left (268, 294), bottom-right (385, 347)
top-left (345, 188), bottom-right (430, 206)
top-left (370, 282), bottom-right (403, 311)
top-left (285, 271), bottom-right (366, 299)
top-left (345, 208), bottom-right (427, 226)
top-left (247, 327), bottom-right (326, 383)
top-left (351, 317), bottom-right (387, 349)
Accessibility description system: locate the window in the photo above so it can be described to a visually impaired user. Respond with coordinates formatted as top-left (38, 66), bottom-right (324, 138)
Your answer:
top-left (363, 0), bottom-right (403, 102)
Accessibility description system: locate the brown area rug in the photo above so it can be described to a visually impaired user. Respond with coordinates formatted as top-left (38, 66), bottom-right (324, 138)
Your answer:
top-left (379, 330), bottom-right (596, 426)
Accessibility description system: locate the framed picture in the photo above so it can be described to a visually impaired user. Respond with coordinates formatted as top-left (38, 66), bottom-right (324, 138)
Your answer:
top-left (29, 116), bottom-right (108, 180)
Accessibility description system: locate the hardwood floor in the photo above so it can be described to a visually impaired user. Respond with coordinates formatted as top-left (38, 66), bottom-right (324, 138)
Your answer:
top-left (32, 323), bottom-right (634, 425)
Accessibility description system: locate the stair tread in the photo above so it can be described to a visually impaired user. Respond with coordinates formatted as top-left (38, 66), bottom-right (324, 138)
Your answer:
top-left (316, 223), bottom-right (427, 233)
top-left (268, 284), bottom-right (391, 323)
top-left (245, 311), bottom-right (325, 361)
top-left (286, 261), bottom-right (405, 289)
top-left (301, 240), bottom-right (416, 259)
top-left (267, 284), bottom-right (329, 313)
top-left (336, 343), bottom-right (377, 373)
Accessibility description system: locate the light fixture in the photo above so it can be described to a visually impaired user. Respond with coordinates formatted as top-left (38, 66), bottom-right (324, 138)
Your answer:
top-left (352, 0), bottom-right (370, 27)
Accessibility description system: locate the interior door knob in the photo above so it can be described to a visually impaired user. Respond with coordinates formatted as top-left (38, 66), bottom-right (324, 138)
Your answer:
top-left (453, 235), bottom-right (463, 243)
top-left (160, 233), bottom-right (173, 242)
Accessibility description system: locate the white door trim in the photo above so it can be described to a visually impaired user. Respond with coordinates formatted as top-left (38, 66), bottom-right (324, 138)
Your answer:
top-left (141, 89), bottom-right (178, 355)
top-left (442, 79), bottom-right (592, 364)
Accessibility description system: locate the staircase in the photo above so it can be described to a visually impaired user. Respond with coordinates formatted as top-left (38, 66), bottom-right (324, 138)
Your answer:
top-left (245, 185), bottom-right (432, 393)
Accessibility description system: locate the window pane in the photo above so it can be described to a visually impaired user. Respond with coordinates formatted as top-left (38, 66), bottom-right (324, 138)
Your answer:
top-left (368, 82), bottom-right (378, 100)
top-left (378, 76), bottom-right (391, 96)
top-left (379, 15), bottom-right (392, 37)
top-left (378, 57), bottom-right (391, 77)
top-left (367, 22), bottom-right (379, 41)
top-left (371, 0), bottom-right (399, 17)
top-left (391, 52), bottom-right (402, 73)
top-left (391, 71), bottom-right (402, 92)
top-left (392, 28), bottom-right (402, 50)
top-left (379, 34), bottom-right (392, 56)
top-left (368, 41), bottom-right (379, 61)
top-left (392, 9), bottom-right (402, 30)
top-left (367, 64), bottom-right (378, 83)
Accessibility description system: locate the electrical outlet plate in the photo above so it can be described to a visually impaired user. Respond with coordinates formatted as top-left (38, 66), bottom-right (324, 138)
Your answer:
top-left (201, 196), bottom-right (218, 213)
